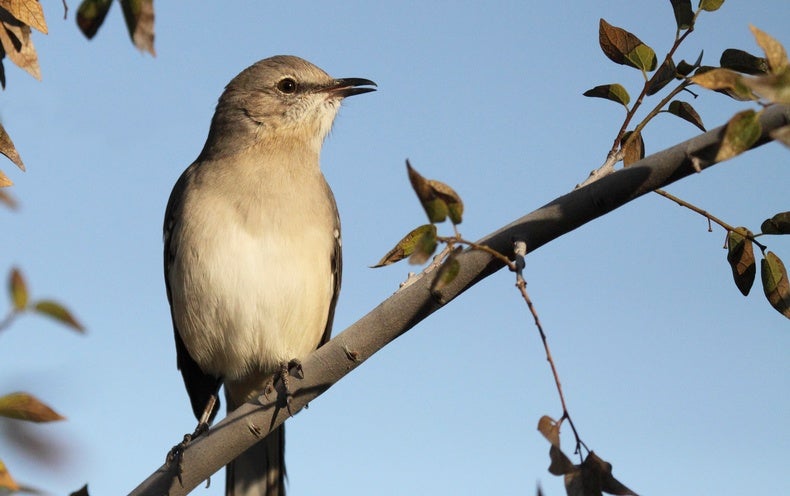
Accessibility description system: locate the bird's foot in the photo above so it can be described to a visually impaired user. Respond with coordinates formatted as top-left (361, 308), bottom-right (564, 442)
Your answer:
top-left (165, 421), bottom-right (209, 486)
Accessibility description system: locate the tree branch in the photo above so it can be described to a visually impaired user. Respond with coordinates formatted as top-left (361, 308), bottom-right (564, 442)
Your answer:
top-left (128, 104), bottom-right (789, 496)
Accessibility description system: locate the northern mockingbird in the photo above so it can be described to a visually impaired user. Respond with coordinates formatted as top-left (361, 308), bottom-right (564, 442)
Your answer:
top-left (163, 55), bottom-right (375, 496)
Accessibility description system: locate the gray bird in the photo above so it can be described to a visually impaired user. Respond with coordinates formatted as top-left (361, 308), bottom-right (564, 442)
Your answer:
top-left (163, 55), bottom-right (375, 496)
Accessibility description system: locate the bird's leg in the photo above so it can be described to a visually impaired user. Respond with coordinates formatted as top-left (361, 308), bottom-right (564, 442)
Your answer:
top-left (166, 394), bottom-right (218, 485)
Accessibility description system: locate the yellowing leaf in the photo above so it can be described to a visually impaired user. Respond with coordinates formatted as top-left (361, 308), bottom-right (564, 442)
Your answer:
top-left (742, 69), bottom-right (790, 105)
top-left (537, 415), bottom-right (560, 448)
top-left (119, 0), bottom-right (155, 56)
top-left (749, 25), bottom-right (788, 73)
top-left (33, 300), bottom-right (85, 332)
top-left (431, 247), bottom-right (461, 293)
top-left (0, 189), bottom-right (17, 208)
top-left (726, 228), bottom-right (756, 296)
top-left (583, 83), bottom-right (630, 106)
top-left (428, 179), bottom-right (464, 225)
top-left (409, 228), bottom-right (438, 265)
top-left (626, 43), bottom-right (657, 72)
top-left (715, 109), bottom-right (762, 162)
top-left (0, 392), bottom-right (66, 422)
top-left (372, 224), bottom-right (437, 268)
top-left (0, 169), bottom-right (11, 187)
top-left (9, 266), bottom-right (27, 310)
top-left (761, 251), bottom-right (790, 319)
top-left (0, 458), bottom-right (20, 492)
top-left (668, 100), bottom-right (705, 132)
top-left (699, 0), bottom-right (725, 11)
top-left (76, 0), bottom-right (114, 39)
top-left (0, 120), bottom-right (25, 171)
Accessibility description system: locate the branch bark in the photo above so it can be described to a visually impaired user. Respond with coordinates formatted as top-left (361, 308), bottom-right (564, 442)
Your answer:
top-left (129, 104), bottom-right (789, 496)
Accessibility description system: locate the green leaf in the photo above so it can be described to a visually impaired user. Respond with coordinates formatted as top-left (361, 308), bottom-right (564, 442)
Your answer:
top-left (621, 130), bottom-right (644, 166)
top-left (583, 84), bottom-right (630, 106)
top-left (761, 212), bottom-right (790, 234)
top-left (726, 228), bottom-right (756, 296)
top-left (372, 224), bottom-right (437, 268)
top-left (667, 100), bottom-right (706, 132)
top-left (720, 49), bottom-right (769, 75)
top-left (715, 109), bottom-right (762, 162)
top-left (9, 267), bottom-right (28, 311)
top-left (671, 0), bottom-right (694, 30)
top-left (76, 0), bottom-right (114, 39)
top-left (626, 43), bottom-right (658, 72)
top-left (33, 300), bottom-right (85, 332)
top-left (646, 58), bottom-right (676, 95)
top-left (409, 228), bottom-right (438, 265)
top-left (699, 0), bottom-right (725, 12)
top-left (598, 19), bottom-right (654, 71)
top-left (406, 161), bottom-right (463, 224)
top-left (431, 247), bottom-right (462, 293)
top-left (761, 251), bottom-right (790, 319)
top-left (0, 392), bottom-right (66, 422)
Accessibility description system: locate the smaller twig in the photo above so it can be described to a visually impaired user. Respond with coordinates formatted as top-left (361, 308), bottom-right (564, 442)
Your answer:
top-left (0, 309), bottom-right (18, 333)
top-left (62, 0), bottom-right (68, 19)
top-left (654, 189), bottom-right (768, 251)
top-left (512, 240), bottom-right (587, 458)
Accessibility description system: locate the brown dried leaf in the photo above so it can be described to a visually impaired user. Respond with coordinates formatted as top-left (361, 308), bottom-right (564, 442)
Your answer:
top-left (0, 188), bottom-right (17, 207)
top-left (119, 0), bottom-right (155, 56)
top-left (0, 169), bottom-right (11, 187)
top-left (726, 228), bottom-right (756, 296)
top-left (761, 251), bottom-right (790, 319)
top-left (33, 299), bottom-right (85, 332)
top-left (0, 9), bottom-right (40, 80)
top-left (0, 0), bottom-right (47, 33)
top-left (372, 224), bottom-right (437, 268)
top-left (621, 131), bottom-right (644, 167)
top-left (406, 161), bottom-right (463, 224)
top-left (742, 70), bottom-right (790, 105)
top-left (582, 452), bottom-right (639, 496)
top-left (715, 109), bottom-right (762, 162)
top-left (0, 392), bottom-right (65, 422)
top-left (0, 458), bottom-right (20, 492)
top-left (9, 266), bottom-right (27, 310)
top-left (548, 445), bottom-right (574, 476)
top-left (749, 25), bottom-right (788, 73)
top-left (0, 122), bottom-right (24, 171)
top-left (537, 415), bottom-right (560, 448)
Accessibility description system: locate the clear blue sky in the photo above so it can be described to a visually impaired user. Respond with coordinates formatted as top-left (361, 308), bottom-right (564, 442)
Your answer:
top-left (2, 1), bottom-right (788, 494)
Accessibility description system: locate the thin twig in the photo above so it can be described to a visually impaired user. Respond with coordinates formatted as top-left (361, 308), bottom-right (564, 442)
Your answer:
top-left (654, 188), bottom-right (768, 251)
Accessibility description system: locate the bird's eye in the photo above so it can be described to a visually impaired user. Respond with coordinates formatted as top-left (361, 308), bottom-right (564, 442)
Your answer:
top-left (276, 77), bottom-right (298, 94)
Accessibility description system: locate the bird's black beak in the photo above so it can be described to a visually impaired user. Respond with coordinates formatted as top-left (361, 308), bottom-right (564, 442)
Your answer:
top-left (327, 77), bottom-right (377, 97)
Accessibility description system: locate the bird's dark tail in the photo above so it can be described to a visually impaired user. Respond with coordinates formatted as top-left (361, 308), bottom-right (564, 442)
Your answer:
top-left (225, 424), bottom-right (285, 496)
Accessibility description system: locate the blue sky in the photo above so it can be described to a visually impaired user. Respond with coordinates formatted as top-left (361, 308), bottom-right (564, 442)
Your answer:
top-left (2, 1), bottom-right (788, 495)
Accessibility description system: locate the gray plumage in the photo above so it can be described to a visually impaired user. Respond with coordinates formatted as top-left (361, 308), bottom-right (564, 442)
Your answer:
top-left (163, 55), bottom-right (374, 496)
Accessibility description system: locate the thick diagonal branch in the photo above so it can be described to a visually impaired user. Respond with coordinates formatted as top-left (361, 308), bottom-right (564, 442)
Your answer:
top-left (129, 104), bottom-right (789, 496)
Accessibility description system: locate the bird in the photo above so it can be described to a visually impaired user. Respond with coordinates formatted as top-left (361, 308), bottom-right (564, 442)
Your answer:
top-left (163, 55), bottom-right (375, 496)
